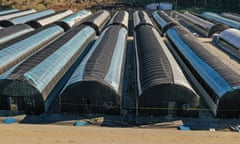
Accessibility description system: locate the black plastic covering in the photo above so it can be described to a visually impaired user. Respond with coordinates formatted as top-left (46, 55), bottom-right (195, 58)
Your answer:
top-left (108, 10), bottom-right (129, 29)
top-left (0, 25), bottom-right (96, 114)
top-left (166, 25), bottom-right (240, 118)
top-left (61, 25), bottom-right (128, 114)
top-left (152, 10), bottom-right (177, 35)
top-left (134, 12), bottom-right (199, 117)
top-left (133, 10), bottom-right (153, 29)
top-left (82, 10), bottom-right (110, 35)
top-left (0, 24), bottom-right (34, 44)
top-left (173, 11), bottom-right (227, 37)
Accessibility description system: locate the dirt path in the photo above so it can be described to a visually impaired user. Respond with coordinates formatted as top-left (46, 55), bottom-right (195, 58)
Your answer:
top-left (0, 124), bottom-right (239, 144)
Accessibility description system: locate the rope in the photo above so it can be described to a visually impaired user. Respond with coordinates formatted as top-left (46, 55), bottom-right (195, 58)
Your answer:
top-left (61, 103), bottom-right (240, 112)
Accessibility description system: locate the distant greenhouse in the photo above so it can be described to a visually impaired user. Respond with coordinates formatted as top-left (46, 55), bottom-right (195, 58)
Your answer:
top-left (0, 9), bottom-right (37, 21)
top-left (0, 9), bottom-right (19, 15)
top-left (56, 9), bottom-right (92, 31)
top-left (171, 11), bottom-right (227, 37)
top-left (201, 12), bottom-right (240, 30)
top-left (0, 10), bottom-right (55, 27)
top-left (26, 10), bottom-right (73, 29)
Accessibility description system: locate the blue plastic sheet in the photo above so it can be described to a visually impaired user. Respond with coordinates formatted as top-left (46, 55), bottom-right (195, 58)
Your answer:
top-left (3, 117), bottom-right (16, 124)
top-left (74, 121), bottom-right (88, 127)
top-left (178, 125), bottom-right (190, 131)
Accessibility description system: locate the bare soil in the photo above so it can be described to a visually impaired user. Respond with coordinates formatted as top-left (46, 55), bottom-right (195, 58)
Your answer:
top-left (0, 123), bottom-right (239, 144)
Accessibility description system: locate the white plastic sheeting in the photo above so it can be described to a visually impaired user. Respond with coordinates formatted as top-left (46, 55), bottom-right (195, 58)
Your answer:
top-left (104, 28), bottom-right (128, 91)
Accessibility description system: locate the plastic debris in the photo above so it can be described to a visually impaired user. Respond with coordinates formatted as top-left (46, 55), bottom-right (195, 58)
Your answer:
top-left (3, 117), bottom-right (16, 124)
top-left (209, 128), bottom-right (216, 132)
top-left (230, 125), bottom-right (240, 132)
top-left (74, 121), bottom-right (88, 127)
top-left (178, 125), bottom-right (190, 131)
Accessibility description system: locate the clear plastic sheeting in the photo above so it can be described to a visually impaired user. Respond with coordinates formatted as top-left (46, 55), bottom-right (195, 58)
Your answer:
top-left (24, 26), bottom-right (95, 93)
top-left (0, 63), bottom-right (20, 79)
top-left (0, 9), bottom-right (18, 15)
top-left (0, 25), bottom-right (96, 113)
top-left (1, 9), bottom-right (55, 27)
top-left (221, 12), bottom-right (240, 23)
top-left (27, 10), bottom-right (73, 29)
top-left (57, 9), bottom-right (92, 31)
top-left (219, 28), bottom-right (240, 50)
top-left (61, 26), bottom-right (127, 88)
top-left (167, 26), bottom-right (240, 117)
top-left (152, 11), bottom-right (168, 29)
top-left (152, 28), bottom-right (194, 91)
top-left (0, 25), bottom-right (64, 75)
top-left (201, 12), bottom-right (240, 29)
top-left (0, 24), bottom-right (34, 44)
top-left (0, 9), bottom-right (37, 21)
top-left (167, 27), bottom-right (232, 97)
top-left (104, 28), bottom-right (128, 91)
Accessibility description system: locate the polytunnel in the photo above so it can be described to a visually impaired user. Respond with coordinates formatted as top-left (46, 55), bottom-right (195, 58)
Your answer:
top-left (214, 28), bottom-right (240, 58)
top-left (152, 10), bottom-right (177, 35)
top-left (0, 25), bottom-right (96, 113)
top-left (26, 10), bottom-right (73, 29)
top-left (0, 24), bottom-right (34, 44)
top-left (134, 10), bottom-right (199, 117)
top-left (172, 11), bottom-right (227, 37)
top-left (56, 9), bottom-right (92, 31)
top-left (166, 25), bottom-right (240, 118)
top-left (0, 25), bottom-right (64, 75)
top-left (201, 12), bottom-right (240, 30)
top-left (0, 9), bottom-right (37, 21)
top-left (82, 10), bottom-right (110, 35)
top-left (0, 9), bottom-right (55, 27)
top-left (0, 9), bottom-right (19, 15)
top-left (60, 23), bottom-right (128, 114)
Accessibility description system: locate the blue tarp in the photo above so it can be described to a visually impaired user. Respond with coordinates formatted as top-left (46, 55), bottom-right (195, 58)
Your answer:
top-left (74, 121), bottom-right (88, 127)
top-left (3, 117), bottom-right (16, 124)
top-left (178, 125), bottom-right (191, 131)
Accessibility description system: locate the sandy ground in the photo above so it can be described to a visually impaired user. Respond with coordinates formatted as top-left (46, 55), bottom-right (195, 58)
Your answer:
top-left (0, 123), bottom-right (239, 144)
